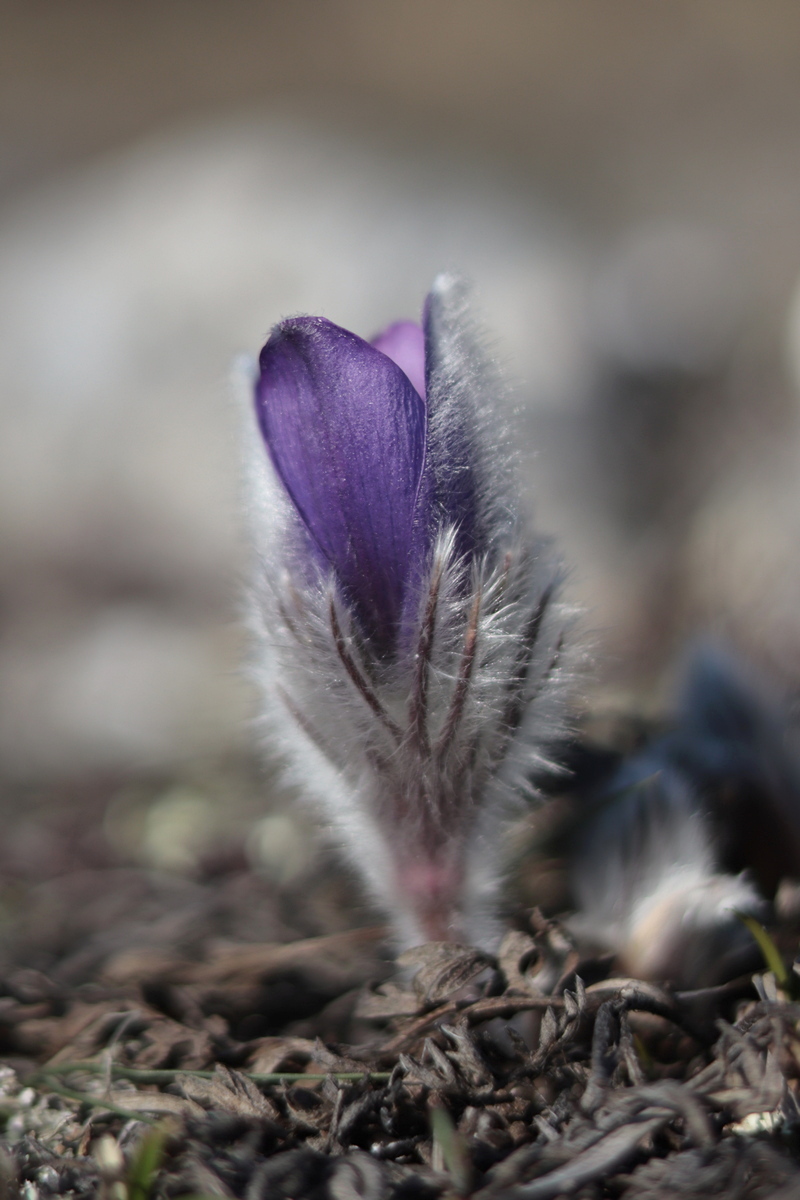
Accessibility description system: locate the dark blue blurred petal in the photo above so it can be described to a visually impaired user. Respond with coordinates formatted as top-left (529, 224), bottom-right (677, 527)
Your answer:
top-left (256, 316), bottom-right (428, 649)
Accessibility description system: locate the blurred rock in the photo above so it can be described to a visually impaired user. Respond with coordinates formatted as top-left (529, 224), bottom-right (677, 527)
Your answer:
top-left (683, 440), bottom-right (800, 681)
top-left (589, 223), bottom-right (741, 376)
top-left (0, 606), bottom-right (247, 775)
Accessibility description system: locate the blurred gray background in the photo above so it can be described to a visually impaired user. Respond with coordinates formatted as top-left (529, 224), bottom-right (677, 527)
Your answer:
top-left (2, 0), bottom-right (800, 879)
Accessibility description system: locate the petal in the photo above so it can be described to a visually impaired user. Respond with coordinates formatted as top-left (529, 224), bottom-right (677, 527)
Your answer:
top-left (256, 316), bottom-right (428, 649)
top-left (371, 321), bottom-right (426, 401)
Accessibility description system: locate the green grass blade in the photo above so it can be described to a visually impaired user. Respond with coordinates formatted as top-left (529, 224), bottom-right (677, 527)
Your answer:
top-left (735, 911), bottom-right (790, 988)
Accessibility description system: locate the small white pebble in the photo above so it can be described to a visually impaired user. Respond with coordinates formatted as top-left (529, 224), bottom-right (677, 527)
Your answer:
top-left (246, 813), bottom-right (312, 884)
top-left (0, 1067), bottom-right (17, 1092)
top-left (7, 1113), bottom-right (25, 1137)
top-left (35, 1166), bottom-right (59, 1191)
top-left (92, 1134), bottom-right (125, 1174)
top-left (16, 1088), bottom-right (36, 1108)
top-left (729, 1109), bottom-right (784, 1136)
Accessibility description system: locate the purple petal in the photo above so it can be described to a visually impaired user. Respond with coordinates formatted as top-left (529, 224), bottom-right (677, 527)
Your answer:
top-left (256, 316), bottom-right (428, 649)
top-left (371, 321), bottom-right (426, 401)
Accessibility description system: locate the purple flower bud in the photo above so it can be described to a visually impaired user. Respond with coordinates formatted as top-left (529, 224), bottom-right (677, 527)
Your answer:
top-left (245, 275), bottom-right (570, 949)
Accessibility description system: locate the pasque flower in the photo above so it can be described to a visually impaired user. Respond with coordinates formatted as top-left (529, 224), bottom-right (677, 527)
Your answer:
top-left (245, 275), bottom-right (569, 949)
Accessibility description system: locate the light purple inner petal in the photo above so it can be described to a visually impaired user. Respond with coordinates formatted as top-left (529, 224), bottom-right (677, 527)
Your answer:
top-left (256, 316), bottom-right (428, 650)
top-left (371, 321), bottom-right (426, 402)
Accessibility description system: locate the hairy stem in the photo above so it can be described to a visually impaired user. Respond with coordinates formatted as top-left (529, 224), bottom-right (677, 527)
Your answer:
top-left (434, 584), bottom-right (482, 760)
top-left (407, 556), bottom-right (444, 756)
top-left (330, 599), bottom-right (403, 742)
